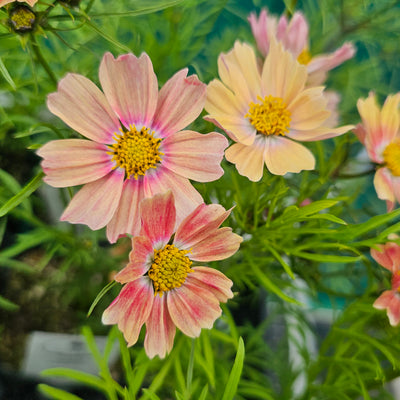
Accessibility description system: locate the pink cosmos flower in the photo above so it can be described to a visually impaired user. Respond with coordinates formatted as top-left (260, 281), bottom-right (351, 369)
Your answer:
top-left (38, 52), bottom-right (228, 243)
top-left (102, 191), bottom-right (242, 358)
top-left (354, 92), bottom-right (400, 211)
top-left (204, 40), bottom-right (353, 180)
top-left (0, 0), bottom-right (37, 6)
top-left (371, 241), bottom-right (400, 326)
top-left (248, 8), bottom-right (355, 85)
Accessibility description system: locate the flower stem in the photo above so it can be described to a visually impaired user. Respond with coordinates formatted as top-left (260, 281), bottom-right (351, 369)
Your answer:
top-left (185, 339), bottom-right (195, 399)
top-left (29, 33), bottom-right (57, 86)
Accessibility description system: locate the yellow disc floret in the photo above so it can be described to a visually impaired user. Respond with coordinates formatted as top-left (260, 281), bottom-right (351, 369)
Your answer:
top-left (383, 141), bottom-right (400, 177)
top-left (297, 48), bottom-right (312, 65)
top-left (148, 244), bottom-right (193, 297)
top-left (109, 126), bottom-right (163, 179)
top-left (9, 6), bottom-right (36, 33)
top-left (245, 95), bottom-right (291, 136)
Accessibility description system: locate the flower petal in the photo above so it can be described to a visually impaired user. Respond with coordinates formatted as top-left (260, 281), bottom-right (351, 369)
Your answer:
top-left (167, 282), bottom-right (221, 337)
top-left (115, 236), bottom-right (153, 284)
top-left (139, 190), bottom-right (176, 248)
top-left (248, 9), bottom-right (270, 57)
top-left (264, 136), bottom-right (315, 175)
top-left (374, 167), bottom-right (395, 206)
top-left (261, 39), bottom-right (307, 104)
top-left (371, 242), bottom-right (400, 273)
top-left (289, 124), bottom-right (353, 142)
top-left (60, 169), bottom-right (124, 230)
top-left (38, 139), bottom-right (113, 187)
top-left (99, 52), bottom-right (158, 129)
top-left (144, 295), bottom-right (176, 359)
top-left (189, 227), bottom-right (242, 262)
top-left (106, 177), bottom-right (145, 243)
top-left (162, 130), bottom-right (228, 182)
top-left (374, 290), bottom-right (400, 326)
top-left (281, 12), bottom-right (309, 57)
top-left (225, 135), bottom-right (266, 182)
top-left (153, 69), bottom-right (206, 137)
top-left (143, 167), bottom-right (203, 227)
top-left (47, 73), bottom-right (120, 144)
top-left (174, 203), bottom-right (231, 249)
top-left (102, 278), bottom-right (154, 346)
top-left (188, 267), bottom-right (233, 302)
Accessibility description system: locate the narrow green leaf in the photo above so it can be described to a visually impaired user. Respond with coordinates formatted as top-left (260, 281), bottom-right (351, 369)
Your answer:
top-left (37, 384), bottom-right (83, 400)
top-left (174, 391), bottom-right (185, 400)
top-left (0, 257), bottom-right (35, 273)
top-left (291, 251), bottom-right (361, 263)
top-left (87, 281), bottom-right (117, 317)
top-left (305, 214), bottom-right (347, 225)
top-left (141, 389), bottom-right (161, 400)
top-left (0, 217), bottom-right (7, 246)
top-left (42, 368), bottom-right (106, 391)
top-left (221, 337), bottom-right (245, 400)
top-left (198, 385), bottom-right (209, 400)
top-left (0, 171), bottom-right (44, 217)
top-left (0, 56), bottom-right (16, 90)
top-left (0, 294), bottom-right (19, 311)
top-left (268, 245), bottom-right (294, 279)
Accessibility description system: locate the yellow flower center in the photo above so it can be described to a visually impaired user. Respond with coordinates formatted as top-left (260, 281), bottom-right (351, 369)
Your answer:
top-left (109, 126), bottom-right (163, 179)
top-left (148, 244), bottom-right (193, 297)
top-left (9, 6), bottom-right (36, 33)
top-left (383, 141), bottom-right (400, 177)
top-left (245, 95), bottom-right (291, 136)
top-left (297, 48), bottom-right (312, 65)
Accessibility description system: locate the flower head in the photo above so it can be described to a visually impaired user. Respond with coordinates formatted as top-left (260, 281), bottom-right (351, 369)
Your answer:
top-left (354, 92), bottom-right (400, 211)
top-left (248, 8), bottom-right (355, 85)
top-left (38, 52), bottom-right (228, 242)
top-left (372, 240), bottom-right (400, 326)
top-left (0, 0), bottom-right (37, 6)
top-left (205, 41), bottom-right (353, 180)
top-left (102, 191), bottom-right (242, 358)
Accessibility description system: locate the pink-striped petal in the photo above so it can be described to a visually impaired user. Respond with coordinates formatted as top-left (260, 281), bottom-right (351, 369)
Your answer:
top-left (38, 139), bottom-right (113, 187)
top-left (187, 267), bottom-right (233, 302)
top-left (289, 124), bottom-right (353, 142)
top-left (144, 295), bottom-right (176, 359)
top-left (264, 136), bottom-right (315, 175)
top-left (167, 282), bottom-right (221, 337)
top-left (143, 167), bottom-right (203, 227)
top-left (114, 236), bottom-right (153, 284)
top-left (174, 203), bottom-right (231, 250)
top-left (152, 69), bottom-right (206, 137)
top-left (106, 177), bottom-right (146, 243)
top-left (162, 130), bottom-right (228, 182)
top-left (374, 290), bottom-right (400, 326)
top-left (371, 242), bottom-right (400, 273)
top-left (102, 278), bottom-right (154, 346)
top-left (140, 190), bottom-right (176, 248)
top-left (374, 167), bottom-right (395, 206)
top-left (225, 135), bottom-right (266, 182)
top-left (99, 52), bottom-right (158, 129)
top-left (248, 9), bottom-right (270, 57)
top-left (189, 227), bottom-right (242, 262)
top-left (282, 12), bottom-right (309, 57)
top-left (60, 169), bottom-right (124, 230)
top-left (47, 73), bottom-right (120, 144)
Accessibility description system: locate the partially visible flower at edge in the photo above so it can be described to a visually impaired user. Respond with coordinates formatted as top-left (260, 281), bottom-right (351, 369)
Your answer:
top-left (371, 239), bottom-right (400, 326)
top-left (37, 52), bottom-right (228, 243)
top-left (354, 92), bottom-right (400, 212)
top-left (204, 40), bottom-right (353, 180)
top-left (102, 190), bottom-right (243, 358)
top-left (248, 8), bottom-right (355, 86)
top-left (0, 0), bottom-right (37, 7)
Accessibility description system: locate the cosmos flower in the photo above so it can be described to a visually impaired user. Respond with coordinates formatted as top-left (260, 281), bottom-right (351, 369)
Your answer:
top-left (38, 52), bottom-right (228, 243)
top-left (102, 191), bottom-right (242, 358)
top-left (248, 8), bottom-right (355, 85)
top-left (371, 240), bottom-right (400, 326)
top-left (204, 40), bottom-right (353, 180)
top-left (0, 0), bottom-right (37, 7)
top-left (354, 92), bottom-right (400, 211)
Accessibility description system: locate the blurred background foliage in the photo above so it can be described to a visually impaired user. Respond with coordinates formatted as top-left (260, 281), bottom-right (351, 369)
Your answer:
top-left (1, 0), bottom-right (400, 399)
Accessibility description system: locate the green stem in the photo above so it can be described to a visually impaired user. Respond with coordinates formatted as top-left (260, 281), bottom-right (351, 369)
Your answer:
top-left (29, 33), bottom-right (57, 86)
top-left (185, 339), bottom-right (195, 399)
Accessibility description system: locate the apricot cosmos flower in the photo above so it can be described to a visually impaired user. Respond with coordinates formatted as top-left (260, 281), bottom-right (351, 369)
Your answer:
top-left (248, 8), bottom-right (355, 85)
top-left (205, 40), bottom-right (353, 180)
top-left (354, 92), bottom-right (400, 211)
top-left (102, 191), bottom-right (242, 358)
top-left (371, 240), bottom-right (400, 326)
top-left (0, 0), bottom-right (37, 6)
top-left (38, 52), bottom-right (228, 243)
